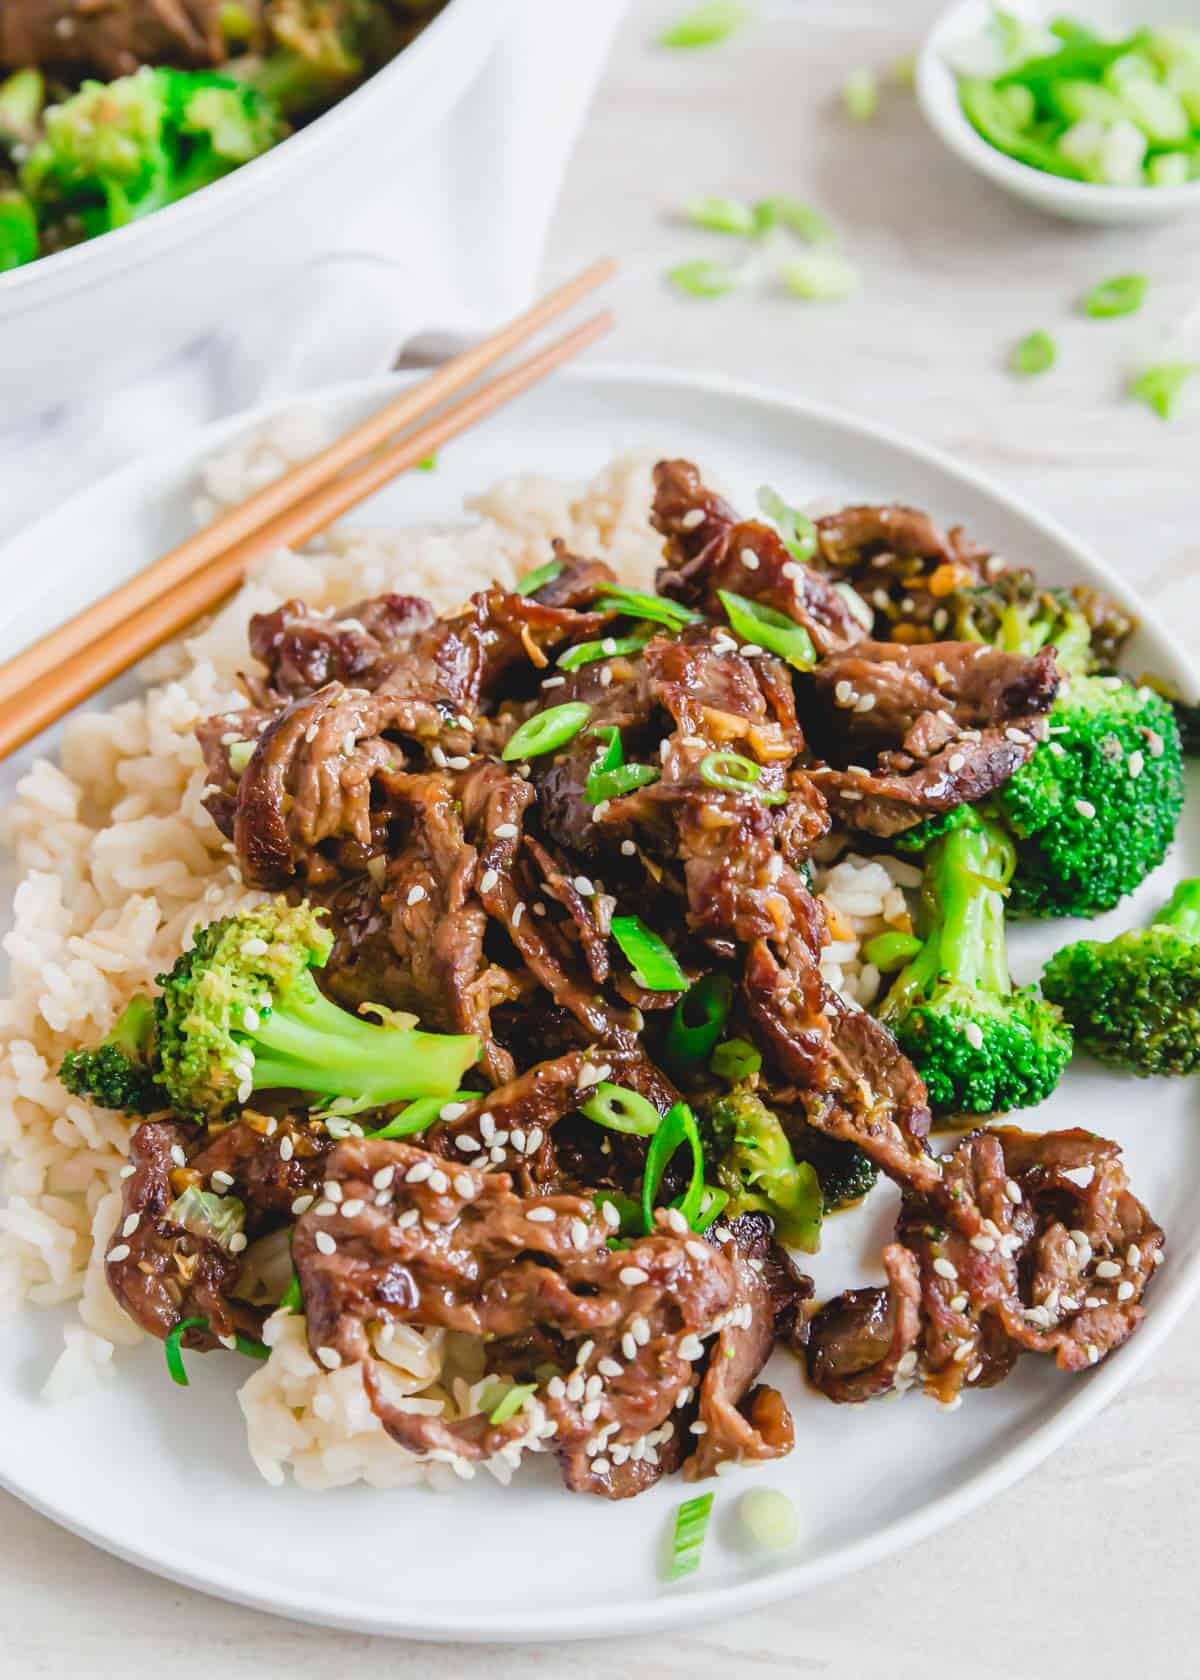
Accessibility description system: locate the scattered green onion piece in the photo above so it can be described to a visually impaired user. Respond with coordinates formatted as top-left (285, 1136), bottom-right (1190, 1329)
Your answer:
top-left (369, 1090), bottom-right (476, 1139)
top-left (1129, 362), bottom-right (1195, 419)
top-left (863, 930), bottom-right (923, 972)
top-left (514, 559), bottom-right (564, 597)
top-left (842, 67), bottom-right (879, 121)
top-left (710, 1036), bottom-right (762, 1081)
top-left (227, 739), bottom-right (254, 774)
top-left (416, 453), bottom-right (438, 472)
top-left (691, 1185), bottom-right (730, 1232)
top-left (587, 763), bottom-right (660, 805)
top-left (580, 1081), bottom-right (663, 1137)
top-left (1081, 273), bottom-right (1148, 318)
top-left (681, 196), bottom-right (757, 236)
top-left (738, 1487), bottom-right (799, 1551)
top-left (778, 251), bottom-right (860, 301)
top-left (888, 52), bottom-right (917, 89)
top-left (667, 258), bottom-right (739, 298)
top-left (597, 586), bottom-right (704, 630)
top-left (1010, 330), bottom-right (1056, 377)
top-left (658, 1), bottom-right (748, 50)
top-left (757, 483), bottom-right (818, 562)
top-left (164, 1315), bottom-right (267, 1388)
top-left (717, 589), bottom-right (816, 671)
top-left (667, 1491), bottom-right (715, 1580)
top-left (611, 914), bottom-right (689, 992)
top-left (488, 1382), bottom-right (538, 1425)
top-left (279, 1270), bottom-right (303, 1314)
top-left (589, 724), bottom-right (622, 777)
top-left (559, 630), bottom-right (651, 670)
top-left (666, 973), bottom-right (734, 1066)
top-left (699, 749), bottom-right (763, 794)
top-left (642, 1101), bottom-right (706, 1235)
top-left (501, 701), bottom-right (591, 762)
top-left (752, 197), bottom-right (834, 242)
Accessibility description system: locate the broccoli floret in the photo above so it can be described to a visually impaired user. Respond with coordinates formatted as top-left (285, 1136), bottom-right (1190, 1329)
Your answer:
top-left (235, 0), bottom-right (368, 116)
top-left (152, 900), bottom-right (478, 1121)
top-left (1042, 878), bottom-right (1200, 1075)
top-left (21, 68), bottom-right (282, 238)
top-left (952, 577), bottom-right (1095, 675)
top-left (880, 808), bottom-right (1072, 1116)
top-left (789, 1130), bottom-right (879, 1209)
top-left (0, 67), bottom-right (45, 149)
top-left (59, 995), bottom-right (163, 1113)
top-left (0, 187), bottom-right (37, 270)
top-left (996, 676), bottom-right (1184, 918)
top-left (709, 1087), bottom-right (823, 1251)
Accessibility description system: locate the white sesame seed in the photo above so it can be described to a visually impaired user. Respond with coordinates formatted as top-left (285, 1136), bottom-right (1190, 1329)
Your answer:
top-left (601, 1201), bottom-right (621, 1229)
top-left (494, 823), bottom-right (519, 840)
top-left (446, 756), bottom-right (471, 771)
top-left (106, 1244), bottom-right (131, 1263)
top-left (1117, 1280), bottom-right (1135, 1301)
top-left (599, 668), bottom-right (614, 688)
top-left (963, 1021), bottom-right (984, 1050)
top-left (948, 753), bottom-right (966, 772)
top-left (570, 1218), bottom-right (590, 1249)
top-left (279, 1135), bottom-right (295, 1163)
top-left (575, 1340), bottom-right (595, 1368)
top-left (1074, 798), bottom-right (1096, 820)
top-left (527, 1206), bottom-right (555, 1223)
top-left (1004, 727), bottom-right (1029, 744)
top-left (834, 680), bottom-right (853, 705)
top-left (680, 507), bottom-right (705, 530)
top-left (685, 1240), bottom-right (708, 1262)
top-left (372, 1165), bottom-right (395, 1190)
top-left (241, 937), bottom-right (269, 957)
top-left (1087, 1344), bottom-right (1100, 1366)
top-left (1127, 750), bottom-right (1144, 780)
top-left (229, 1231), bottom-right (248, 1254)
top-left (1095, 1259), bottom-right (1121, 1279)
top-left (1145, 730), bottom-right (1164, 758)
top-left (739, 547), bottom-right (760, 571)
top-left (1126, 1244), bottom-right (1141, 1267)
top-left (314, 1200), bottom-right (336, 1217)
top-left (527, 1126), bottom-right (544, 1154)
top-left (1154, 1249), bottom-right (1165, 1265)
top-left (427, 1171), bottom-right (449, 1194)
top-left (631, 1314), bottom-right (651, 1346)
top-left (678, 1333), bottom-right (705, 1361)
top-left (454, 1135), bottom-right (480, 1153)
top-left (211, 1170), bottom-right (234, 1190)
top-left (317, 1346), bottom-right (342, 1370)
top-left (566, 1372), bottom-right (585, 1402)
top-left (933, 1257), bottom-right (958, 1281)
top-left (395, 1208), bottom-right (419, 1229)
top-left (315, 1231), bottom-right (337, 1255)
top-left (949, 1293), bottom-right (968, 1313)
top-left (966, 1362), bottom-right (983, 1382)
top-left (1005, 1180), bottom-right (1021, 1203)
top-left (405, 1160), bottom-right (433, 1184)
top-left (621, 1332), bottom-right (638, 1360)
top-left (970, 1234), bottom-right (995, 1253)
top-left (573, 875), bottom-right (595, 896)
top-left (120, 1212), bottom-right (140, 1238)
top-left (439, 1101), bottom-right (468, 1121)
top-left (598, 1357), bottom-right (622, 1378)
top-left (855, 692), bottom-right (877, 713)
top-left (490, 1145), bottom-right (506, 1164)
top-left (665, 1208), bottom-right (689, 1235)
top-left (620, 839), bottom-right (637, 857)
top-left (542, 674), bottom-right (566, 690)
top-left (242, 1006), bottom-right (260, 1032)
top-left (620, 1266), bottom-right (649, 1286)
top-left (547, 1375), bottom-right (566, 1400)
top-left (511, 902), bottom-right (526, 926)
top-left (118, 1164), bottom-right (137, 1181)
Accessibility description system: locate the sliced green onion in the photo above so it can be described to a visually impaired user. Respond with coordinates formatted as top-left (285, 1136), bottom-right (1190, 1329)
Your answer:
top-left (1081, 273), bottom-right (1148, 318)
top-left (502, 702), bottom-right (591, 762)
top-left (164, 1315), bottom-right (268, 1388)
top-left (1010, 329), bottom-right (1056, 376)
top-left (862, 930), bottom-right (923, 972)
top-left (757, 483), bottom-right (818, 563)
top-left (739, 1487), bottom-right (799, 1551)
top-left (691, 1185), bottom-right (730, 1231)
top-left (667, 258), bottom-right (739, 298)
top-left (642, 1101), bottom-right (706, 1234)
top-left (681, 196), bottom-right (757, 236)
top-left (588, 764), bottom-right (660, 805)
top-left (227, 739), bottom-right (254, 774)
top-left (666, 972), bottom-right (734, 1066)
top-left (416, 453), bottom-right (438, 472)
top-left (658, 1), bottom-right (748, 50)
top-left (778, 251), bottom-right (860, 301)
top-left (710, 1036), bottom-right (762, 1081)
top-left (611, 914), bottom-right (689, 992)
top-left (559, 630), bottom-right (651, 671)
top-left (842, 67), bottom-right (879, 121)
top-left (888, 52), bottom-right (917, 89)
top-left (1129, 361), bottom-right (1194, 419)
top-left (514, 559), bottom-right (564, 597)
top-left (667, 1490), bottom-right (715, 1580)
top-left (488, 1382), bottom-right (538, 1425)
top-left (700, 749), bottom-right (762, 793)
top-left (279, 1270), bottom-right (302, 1313)
top-left (369, 1090), bottom-right (476, 1139)
top-left (597, 586), bottom-right (703, 630)
top-left (581, 1081), bottom-right (663, 1137)
top-left (718, 589), bottom-right (816, 671)
top-left (754, 197), bottom-right (834, 242)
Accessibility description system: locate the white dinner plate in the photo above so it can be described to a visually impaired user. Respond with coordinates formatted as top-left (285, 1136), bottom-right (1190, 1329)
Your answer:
top-left (1, 365), bottom-right (1197, 1642)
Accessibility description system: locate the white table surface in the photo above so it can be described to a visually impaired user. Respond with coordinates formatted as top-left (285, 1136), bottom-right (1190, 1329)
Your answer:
top-left (5, 2), bottom-right (1200, 1673)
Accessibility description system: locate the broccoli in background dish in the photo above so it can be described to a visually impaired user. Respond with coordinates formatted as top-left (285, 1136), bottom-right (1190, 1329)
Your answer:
top-left (19, 67), bottom-right (283, 244)
top-left (59, 900), bottom-right (479, 1121)
top-left (709, 1087), bottom-right (823, 1251)
top-left (1043, 878), bottom-right (1200, 1075)
top-left (880, 807), bottom-right (1073, 1117)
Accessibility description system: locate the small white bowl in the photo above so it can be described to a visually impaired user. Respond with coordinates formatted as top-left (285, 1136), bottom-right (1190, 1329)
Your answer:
top-left (917, 0), bottom-right (1200, 223)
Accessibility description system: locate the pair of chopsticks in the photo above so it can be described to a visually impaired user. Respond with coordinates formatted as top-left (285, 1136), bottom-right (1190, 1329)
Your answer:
top-left (0, 259), bottom-right (617, 762)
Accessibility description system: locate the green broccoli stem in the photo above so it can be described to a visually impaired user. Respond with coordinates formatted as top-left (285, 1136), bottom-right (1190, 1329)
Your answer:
top-left (885, 814), bottom-right (1014, 1017)
top-left (246, 970), bottom-right (477, 1104)
top-left (1154, 878), bottom-right (1200, 943)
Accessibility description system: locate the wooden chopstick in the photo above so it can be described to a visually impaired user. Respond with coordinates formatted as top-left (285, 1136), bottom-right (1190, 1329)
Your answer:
top-left (0, 257), bottom-right (616, 716)
top-left (0, 308), bottom-right (613, 762)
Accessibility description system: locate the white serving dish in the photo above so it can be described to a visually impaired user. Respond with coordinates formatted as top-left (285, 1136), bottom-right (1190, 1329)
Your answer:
top-left (918, 0), bottom-right (1200, 223)
top-left (0, 363), bottom-right (1198, 1641)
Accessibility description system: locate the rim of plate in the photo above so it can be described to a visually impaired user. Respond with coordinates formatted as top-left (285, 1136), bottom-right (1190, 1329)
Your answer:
top-left (1, 360), bottom-right (1197, 1643)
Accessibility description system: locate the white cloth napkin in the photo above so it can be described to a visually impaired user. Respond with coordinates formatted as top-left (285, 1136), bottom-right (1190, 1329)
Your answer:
top-left (0, 0), bottom-right (628, 542)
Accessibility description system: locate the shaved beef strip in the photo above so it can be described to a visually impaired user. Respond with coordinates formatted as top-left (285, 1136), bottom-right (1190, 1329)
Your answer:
top-left (293, 1139), bottom-right (755, 1498)
top-left (1, 0), bottom-right (236, 77)
top-left (652, 458), bottom-right (867, 657)
top-left (106, 1121), bottom-right (247, 1348)
top-left (186, 1110), bottom-right (334, 1228)
top-left (523, 544), bottom-right (618, 610)
top-left (808, 1127), bottom-right (1163, 1405)
top-left (246, 595), bottom-right (435, 704)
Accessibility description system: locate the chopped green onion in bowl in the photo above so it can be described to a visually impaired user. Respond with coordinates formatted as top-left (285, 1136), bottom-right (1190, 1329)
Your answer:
top-left (1129, 361), bottom-right (1195, 418)
top-left (658, 0), bottom-right (749, 50)
top-left (681, 196), bottom-right (758, 236)
top-left (753, 197), bottom-right (835, 242)
top-left (667, 258), bottom-right (740, 298)
top-left (1081, 272), bottom-right (1148, 317)
top-left (1010, 329), bottom-right (1057, 376)
top-left (778, 250), bottom-right (860, 301)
